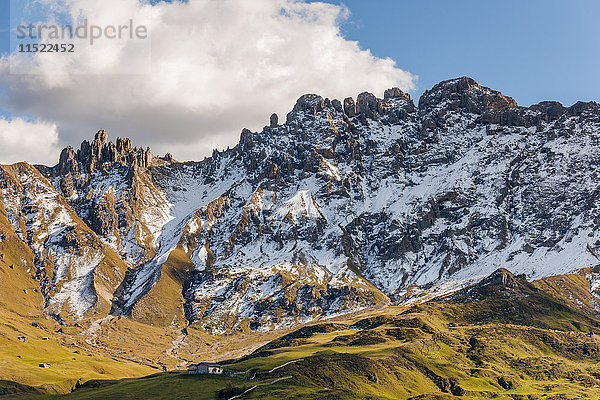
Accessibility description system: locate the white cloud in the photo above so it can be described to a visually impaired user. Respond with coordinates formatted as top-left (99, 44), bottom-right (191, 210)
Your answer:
top-left (0, 117), bottom-right (62, 165)
top-left (0, 0), bottom-right (416, 164)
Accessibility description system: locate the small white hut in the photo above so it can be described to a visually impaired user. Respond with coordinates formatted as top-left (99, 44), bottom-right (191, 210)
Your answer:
top-left (188, 362), bottom-right (223, 375)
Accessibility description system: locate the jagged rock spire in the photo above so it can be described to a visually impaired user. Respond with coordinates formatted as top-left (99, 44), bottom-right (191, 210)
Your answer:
top-left (56, 130), bottom-right (154, 175)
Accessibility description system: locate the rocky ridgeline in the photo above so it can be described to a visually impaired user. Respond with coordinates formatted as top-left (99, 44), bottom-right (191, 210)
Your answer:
top-left (61, 129), bottom-right (154, 173)
top-left (2, 76), bottom-right (600, 332)
top-left (54, 130), bottom-right (154, 197)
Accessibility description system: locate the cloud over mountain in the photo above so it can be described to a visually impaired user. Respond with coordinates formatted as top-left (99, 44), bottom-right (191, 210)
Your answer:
top-left (0, 0), bottom-right (416, 164)
top-left (0, 117), bottom-right (61, 165)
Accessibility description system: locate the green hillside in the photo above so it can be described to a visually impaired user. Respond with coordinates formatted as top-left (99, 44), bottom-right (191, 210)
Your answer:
top-left (5, 269), bottom-right (600, 399)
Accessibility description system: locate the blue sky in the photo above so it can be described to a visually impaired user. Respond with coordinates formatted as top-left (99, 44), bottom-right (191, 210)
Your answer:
top-left (0, 1), bottom-right (8, 54)
top-left (321, 0), bottom-right (600, 106)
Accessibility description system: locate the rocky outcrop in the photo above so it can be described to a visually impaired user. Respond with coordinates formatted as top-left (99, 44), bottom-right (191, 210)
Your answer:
top-left (343, 97), bottom-right (356, 117)
top-left (384, 87), bottom-right (410, 101)
top-left (477, 268), bottom-right (523, 290)
top-left (419, 76), bottom-right (517, 113)
top-left (57, 130), bottom-right (154, 177)
top-left (270, 113), bottom-right (279, 128)
top-left (356, 92), bottom-right (379, 120)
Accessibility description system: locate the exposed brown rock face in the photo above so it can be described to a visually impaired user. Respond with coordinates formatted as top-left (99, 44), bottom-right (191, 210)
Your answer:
top-left (62, 130), bottom-right (154, 175)
top-left (89, 189), bottom-right (119, 237)
top-left (343, 97), bottom-right (356, 117)
top-left (356, 92), bottom-right (379, 120)
top-left (384, 87), bottom-right (411, 101)
top-left (479, 268), bottom-right (521, 289)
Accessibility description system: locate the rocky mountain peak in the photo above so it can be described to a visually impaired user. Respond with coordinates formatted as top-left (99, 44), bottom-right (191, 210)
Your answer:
top-left (418, 76), bottom-right (517, 113)
top-left (384, 87), bottom-right (411, 101)
top-left (56, 130), bottom-right (154, 176)
top-left (285, 87), bottom-right (415, 126)
top-left (94, 129), bottom-right (108, 146)
top-left (291, 94), bottom-right (326, 114)
top-left (356, 92), bottom-right (379, 119)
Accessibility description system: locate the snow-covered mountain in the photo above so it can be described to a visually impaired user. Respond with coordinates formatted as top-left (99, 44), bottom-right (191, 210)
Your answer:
top-left (2, 77), bottom-right (600, 332)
